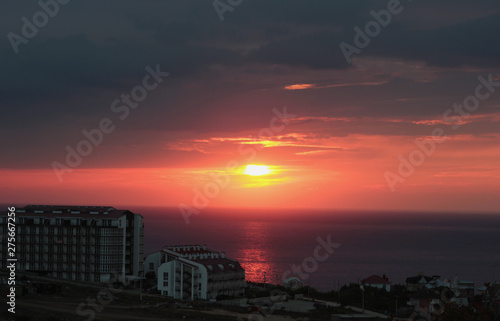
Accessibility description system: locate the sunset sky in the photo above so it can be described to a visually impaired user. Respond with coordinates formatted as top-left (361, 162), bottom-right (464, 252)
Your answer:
top-left (2, 1), bottom-right (500, 213)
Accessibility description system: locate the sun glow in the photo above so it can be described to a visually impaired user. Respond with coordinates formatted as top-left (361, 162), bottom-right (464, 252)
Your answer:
top-left (244, 165), bottom-right (272, 176)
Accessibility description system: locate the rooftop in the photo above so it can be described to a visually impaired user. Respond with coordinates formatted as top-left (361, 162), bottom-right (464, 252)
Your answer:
top-left (162, 244), bottom-right (244, 273)
top-left (362, 275), bottom-right (391, 285)
top-left (406, 275), bottom-right (436, 284)
top-left (1, 205), bottom-right (140, 219)
top-left (163, 244), bottom-right (215, 256)
top-left (197, 257), bottom-right (244, 273)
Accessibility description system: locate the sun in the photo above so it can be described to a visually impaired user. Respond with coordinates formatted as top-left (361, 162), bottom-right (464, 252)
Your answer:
top-left (244, 165), bottom-right (272, 176)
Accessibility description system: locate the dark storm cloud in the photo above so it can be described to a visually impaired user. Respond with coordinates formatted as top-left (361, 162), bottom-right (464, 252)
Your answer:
top-left (366, 13), bottom-right (500, 68)
top-left (248, 31), bottom-right (350, 70)
top-left (248, 7), bottom-right (500, 70)
top-left (0, 33), bottom-right (238, 104)
top-left (223, 0), bottom-right (375, 26)
top-left (2, 0), bottom-right (500, 170)
top-left (2, 0), bottom-right (500, 105)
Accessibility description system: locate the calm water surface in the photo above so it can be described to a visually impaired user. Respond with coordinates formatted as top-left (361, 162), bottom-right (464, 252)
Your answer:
top-left (132, 207), bottom-right (500, 291)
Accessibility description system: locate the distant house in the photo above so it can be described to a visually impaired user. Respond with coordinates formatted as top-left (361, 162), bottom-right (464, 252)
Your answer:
top-left (405, 275), bottom-right (438, 292)
top-left (407, 277), bottom-right (474, 319)
top-left (457, 280), bottom-right (475, 298)
top-left (361, 275), bottom-right (391, 292)
top-left (408, 291), bottom-right (469, 318)
top-left (482, 282), bottom-right (500, 309)
top-left (477, 285), bottom-right (488, 296)
top-left (407, 291), bottom-right (442, 317)
top-left (406, 275), bottom-right (474, 297)
top-left (478, 282), bottom-right (500, 296)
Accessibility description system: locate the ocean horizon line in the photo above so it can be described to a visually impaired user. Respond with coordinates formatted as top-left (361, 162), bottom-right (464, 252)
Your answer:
top-left (2, 203), bottom-right (499, 216)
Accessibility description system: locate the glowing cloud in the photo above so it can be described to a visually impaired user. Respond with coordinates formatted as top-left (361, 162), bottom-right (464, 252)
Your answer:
top-left (284, 83), bottom-right (316, 90)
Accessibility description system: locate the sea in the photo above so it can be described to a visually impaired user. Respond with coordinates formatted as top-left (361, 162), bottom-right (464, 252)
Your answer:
top-left (129, 206), bottom-right (500, 291)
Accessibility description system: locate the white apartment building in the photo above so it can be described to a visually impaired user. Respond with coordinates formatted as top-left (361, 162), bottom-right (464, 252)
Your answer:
top-left (144, 245), bottom-right (245, 300)
top-left (0, 205), bottom-right (144, 283)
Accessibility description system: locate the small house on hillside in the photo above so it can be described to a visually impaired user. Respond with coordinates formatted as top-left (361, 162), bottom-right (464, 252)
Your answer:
top-left (361, 275), bottom-right (391, 292)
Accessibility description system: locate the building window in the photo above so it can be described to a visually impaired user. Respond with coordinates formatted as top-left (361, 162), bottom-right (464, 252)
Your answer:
top-left (149, 263), bottom-right (154, 271)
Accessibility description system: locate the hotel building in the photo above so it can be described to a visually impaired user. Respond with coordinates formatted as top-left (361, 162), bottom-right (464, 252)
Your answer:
top-left (0, 205), bottom-right (144, 283)
top-left (144, 245), bottom-right (245, 300)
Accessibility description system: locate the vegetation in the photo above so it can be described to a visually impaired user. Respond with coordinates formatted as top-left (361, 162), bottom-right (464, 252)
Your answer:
top-left (434, 303), bottom-right (500, 321)
top-left (5, 276), bottom-right (498, 320)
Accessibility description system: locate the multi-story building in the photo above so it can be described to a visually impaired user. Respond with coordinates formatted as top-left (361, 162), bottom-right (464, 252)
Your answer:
top-left (144, 244), bottom-right (245, 300)
top-left (0, 205), bottom-right (144, 283)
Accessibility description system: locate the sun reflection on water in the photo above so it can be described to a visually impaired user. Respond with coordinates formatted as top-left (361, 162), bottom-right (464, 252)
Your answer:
top-left (233, 221), bottom-right (280, 284)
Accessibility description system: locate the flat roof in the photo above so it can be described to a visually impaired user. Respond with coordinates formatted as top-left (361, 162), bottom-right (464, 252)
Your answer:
top-left (0, 205), bottom-right (141, 219)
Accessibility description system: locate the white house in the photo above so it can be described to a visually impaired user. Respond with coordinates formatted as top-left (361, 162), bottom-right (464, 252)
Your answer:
top-left (144, 244), bottom-right (245, 300)
top-left (361, 275), bottom-right (391, 292)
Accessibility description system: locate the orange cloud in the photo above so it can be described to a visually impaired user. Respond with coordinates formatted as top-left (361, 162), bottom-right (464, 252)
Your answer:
top-left (284, 81), bottom-right (388, 91)
top-left (284, 83), bottom-right (316, 90)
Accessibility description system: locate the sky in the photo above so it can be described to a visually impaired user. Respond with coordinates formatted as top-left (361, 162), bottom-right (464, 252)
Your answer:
top-left (1, 0), bottom-right (500, 213)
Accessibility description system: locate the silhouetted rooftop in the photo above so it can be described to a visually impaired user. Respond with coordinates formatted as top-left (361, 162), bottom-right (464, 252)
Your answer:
top-left (1, 205), bottom-right (140, 219)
